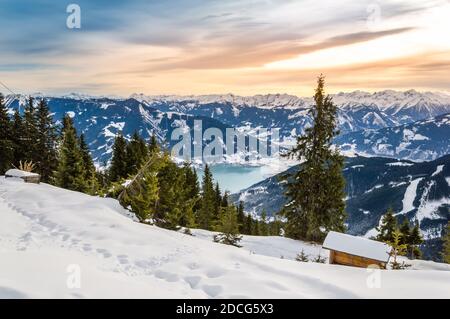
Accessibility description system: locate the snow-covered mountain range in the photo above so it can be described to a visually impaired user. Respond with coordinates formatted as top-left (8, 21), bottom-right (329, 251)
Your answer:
top-left (336, 113), bottom-right (450, 161)
top-left (5, 90), bottom-right (450, 165)
top-left (230, 155), bottom-right (450, 260)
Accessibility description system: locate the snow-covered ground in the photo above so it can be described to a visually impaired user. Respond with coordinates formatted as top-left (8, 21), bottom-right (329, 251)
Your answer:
top-left (0, 177), bottom-right (449, 299)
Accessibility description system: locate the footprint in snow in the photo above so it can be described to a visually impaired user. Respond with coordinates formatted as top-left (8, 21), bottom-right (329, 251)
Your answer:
top-left (205, 267), bottom-right (227, 278)
top-left (184, 276), bottom-right (202, 288)
top-left (96, 248), bottom-right (112, 258)
top-left (201, 284), bottom-right (223, 298)
top-left (117, 255), bottom-right (129, 264)
top-left (155, 270), bottom-right (179, 282)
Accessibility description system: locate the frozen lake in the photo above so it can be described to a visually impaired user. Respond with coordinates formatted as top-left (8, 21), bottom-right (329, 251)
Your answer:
top-left (196, 162), bottom-right (293, 193)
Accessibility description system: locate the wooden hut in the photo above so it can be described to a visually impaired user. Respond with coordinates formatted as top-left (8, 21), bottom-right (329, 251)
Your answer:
top-left (322, 231), bottom-right (391, 269)
top-left (5, 169), bottom-right (41, 184)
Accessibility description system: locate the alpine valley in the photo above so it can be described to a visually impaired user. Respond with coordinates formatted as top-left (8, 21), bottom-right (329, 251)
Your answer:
top-left (3, 89), bottom-right (450, 260)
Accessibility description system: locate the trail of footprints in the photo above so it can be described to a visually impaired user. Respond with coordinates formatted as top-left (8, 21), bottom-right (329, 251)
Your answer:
top-left (1, 189), bottom-right (230, 298)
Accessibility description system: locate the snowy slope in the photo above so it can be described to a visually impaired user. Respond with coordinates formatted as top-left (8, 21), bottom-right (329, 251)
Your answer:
top-left (0, 177), bottom-right (449, 298)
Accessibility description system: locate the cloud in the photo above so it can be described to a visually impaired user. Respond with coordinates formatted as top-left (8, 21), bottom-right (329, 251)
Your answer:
top-left (128, 27), bottom-right (414, 72)
top-left (0, 0), bottom-right (448, 95)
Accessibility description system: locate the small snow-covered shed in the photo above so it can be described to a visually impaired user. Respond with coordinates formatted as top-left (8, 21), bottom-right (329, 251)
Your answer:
top-left (5, 169), bottom-right (41, 184)
top-left (322, 231), bottom-right (391, 269)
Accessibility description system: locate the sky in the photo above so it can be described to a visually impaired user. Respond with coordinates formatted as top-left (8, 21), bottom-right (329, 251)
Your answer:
top-left (0, 0), bottom-right (449, 96)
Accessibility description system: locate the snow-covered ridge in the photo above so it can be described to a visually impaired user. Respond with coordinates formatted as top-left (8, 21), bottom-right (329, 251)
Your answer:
top-left (1, 177), bottom-right (449, 298)
top-left (130, 90), bottom-right (450, 110)
top-left (6, 89), bottom-right (450, 111)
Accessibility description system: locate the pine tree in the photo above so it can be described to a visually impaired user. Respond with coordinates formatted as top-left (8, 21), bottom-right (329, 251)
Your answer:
top-left (441, 221), bottom-right (450, 264)
top-left (408, 221), bottom-right (423, 259)
top-left (269, 216), bottom-right (283, 236)
top-left (119, 154), bottom-right (161, 222)
top-left (126, 131), bottom-right (148, 175)
top-left (11, 110), bottom-right (25, 166)
top-left (221, 191), bottom-right (229, 208)
top-left (375, 207), bottom-right (397, 242)
top-left (313, 253), bottom-right (326, 263)
top-left (245, 214), bottom-right (252, 235)
top-left (387, 229), bottom-right (409, 269)
top-left (214, 182), bottom-right (222, 222)
top-left (296, 249), bottom-right (309, 262)
top-left (79, 134), bottom-right (99, 194)
top-left (109, 133), bottom-right (129, 182)
top-left (55, 114), bottom-right (87, 192)
top-left (22, 97), bottom-right (39, 162)
top-left (198, 164), bottom-right (216, 230)
top-left (0, 94), bottom-right (14, 174)
top-left (155, 154), bottom-right (184, 229)
top-left (259, 210), bottom-right (269, 236)
top-left (183, 162), bottom-right (200, 208)
top-left (237, 201), bottom-right (246, 233)
top-left (251, 218), bottom-right (260, 236)
top-left (148, 133), bottom-right (159, 155)
top-left (35, 99), bottom-right (57, 182)
top-left (282, 75), bottom-right (346, 242)
top-left (183, 197), bottom-right (199, 235)
top-left (399, 218), bottom-right (411, 245)
top-left (213, 206), bottom-right (242, 247)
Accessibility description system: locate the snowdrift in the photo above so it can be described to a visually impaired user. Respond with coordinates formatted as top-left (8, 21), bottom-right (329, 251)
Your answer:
top-left (0, 177), bottom-right (449, 298)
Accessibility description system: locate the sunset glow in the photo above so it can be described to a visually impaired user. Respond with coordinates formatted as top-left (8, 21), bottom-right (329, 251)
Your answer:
top-left (1, 0), bottom-right (449, 96)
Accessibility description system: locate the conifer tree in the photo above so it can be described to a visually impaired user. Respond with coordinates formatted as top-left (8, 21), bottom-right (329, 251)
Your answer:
top-left (237, 201), bottom-right (246, 233)
top-left (79, 134), bottom-right (99, 194)
top-left (0, 94), bottom-right (14, 174)
top-left (213, 206), bottom-right (242, 247)
top-left (183, 198), bottom-right (199, 235)
top-left (296, 249), bottom-right (309, 262)
top-left (269, 216), bottom-right (283, 236)
top-left (126, 131), bottom-right (148, 175)
top-left (282, 75), bottom-right (346, 242)
top-left (408, 221), bottom-right (423, 259)
top-left (35, 99), bottom-right (57, 182)
top-left (375, 207), bottom-right (397, 242)
top-left (214, 182), bottom-right (222, 221)
top-left (399, 218), bottom-right (411, 245)
top-left (55, 115), bottom-right (86, 192)
top-left (22, 97), bottom-right (39, 162)
top-left (442, 221), bottom-right (450, 264)
top-left (109, 133), bottom-right (128, 182)
top-left (313, 253), bottom-right (327, 263)
top-left (11, 110), bottom-right (25, 166)
top-left (155, 155), bottom-right (184, 229)
top-left (221, 191), bottom-right (229, 208)
top-left (387, 229), bottom-right (409, 269)
top-left (183, 162), bottom-right (200, 206)
top-left (118, 154), bottom-right (161, 222)
top-left (199, 164), bottom-right (216, 230)
top-left (148, 132), bottom-right (159, 155)
top-left (245, 214), bottom-right (252, 235)
top-left (252, 218), bottom-right (260, 236)
top-left (259, 210), bottom-right (269, 236)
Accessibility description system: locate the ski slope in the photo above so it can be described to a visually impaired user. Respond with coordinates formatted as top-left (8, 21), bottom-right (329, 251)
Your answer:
top-left (0, 177), bottom-right (449, 299)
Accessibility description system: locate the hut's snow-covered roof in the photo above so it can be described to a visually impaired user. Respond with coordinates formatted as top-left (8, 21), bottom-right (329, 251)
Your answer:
top-left (5, 169), bottom-right (39, 178)
top-left (323, 231), bottom-right (391, 263)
